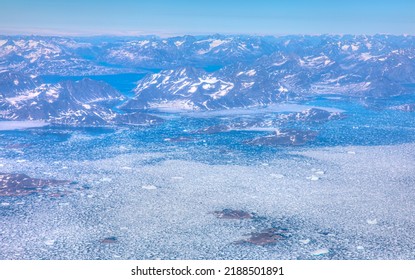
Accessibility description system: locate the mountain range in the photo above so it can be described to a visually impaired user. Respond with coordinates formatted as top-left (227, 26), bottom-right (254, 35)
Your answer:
top-left (1, 34), bottom-right (414, 125)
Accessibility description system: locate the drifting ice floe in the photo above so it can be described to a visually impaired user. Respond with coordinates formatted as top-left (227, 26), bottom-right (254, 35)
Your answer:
top-left (44, 240), bottom-right (55, 246)
top-left (311, 248), bottom-right (329, 256)
top-left (367, 219), bottom-right (378, 225)
top-left (307, 175), bottom-right (320, 181)
top-left (100, 177), bottom-right (112, 182)
top-left (142, 185), bottom-right (157, 190)
top-left (299, 239), bottom-right (310, 245)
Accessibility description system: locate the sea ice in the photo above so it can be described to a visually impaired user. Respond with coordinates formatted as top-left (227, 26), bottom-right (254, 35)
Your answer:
top-left (2, 135), bottom-right (415, 260)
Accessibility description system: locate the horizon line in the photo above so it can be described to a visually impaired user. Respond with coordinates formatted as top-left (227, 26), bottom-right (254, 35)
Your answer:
top-left (0, 32), bottom-right (413, 39)
top-left (0, 28), bottom-right (413, 38)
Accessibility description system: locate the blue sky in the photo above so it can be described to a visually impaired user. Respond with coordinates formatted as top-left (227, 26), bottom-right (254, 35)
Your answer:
top-left (1, 0), bottom-right (414, 36)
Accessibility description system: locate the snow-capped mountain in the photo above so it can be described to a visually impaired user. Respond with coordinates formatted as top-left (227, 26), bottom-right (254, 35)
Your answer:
top-left (1, 34), bottom-right (415, 125)
top-left (120, 65), bottom-right (298, 110)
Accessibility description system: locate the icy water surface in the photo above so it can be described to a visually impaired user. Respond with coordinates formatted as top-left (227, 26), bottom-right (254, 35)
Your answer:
top-left (1, 99), bottom-right (415, 259)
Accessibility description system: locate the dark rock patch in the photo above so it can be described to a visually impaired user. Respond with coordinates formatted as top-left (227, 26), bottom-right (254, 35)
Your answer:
top-left (49, 190), bottom-right (73, 198)
top-left (285, 108), bottom-right (345, 123)
top-left (213, 209), bottom-right (254, 220)
top-left (241, 227), bottom-right (289, 246)
top-left (100, 237), bottom-right (118, 244)
top-left (0, 173), bottom-right (70, 196)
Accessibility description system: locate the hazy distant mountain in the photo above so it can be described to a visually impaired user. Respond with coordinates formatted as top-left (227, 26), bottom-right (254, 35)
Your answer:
top-left (2, 34), bottom-right (414, 75)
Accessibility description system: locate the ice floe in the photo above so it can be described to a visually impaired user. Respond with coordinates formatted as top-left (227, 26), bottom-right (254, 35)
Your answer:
top-left (307, 175), bottom-right (320, 181)
top-left (142, 185), bottom-right (157, 190)
top-left (311, 248), bottom-right (329, 256)
top-left (44, 240), bottom-right (55, 246)
top-left (270, 173), bottom-right (285, 179)
top-left (367, 219), bottom-right (378, 225)
top-left (100, 177), bottom-right (112, 182)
